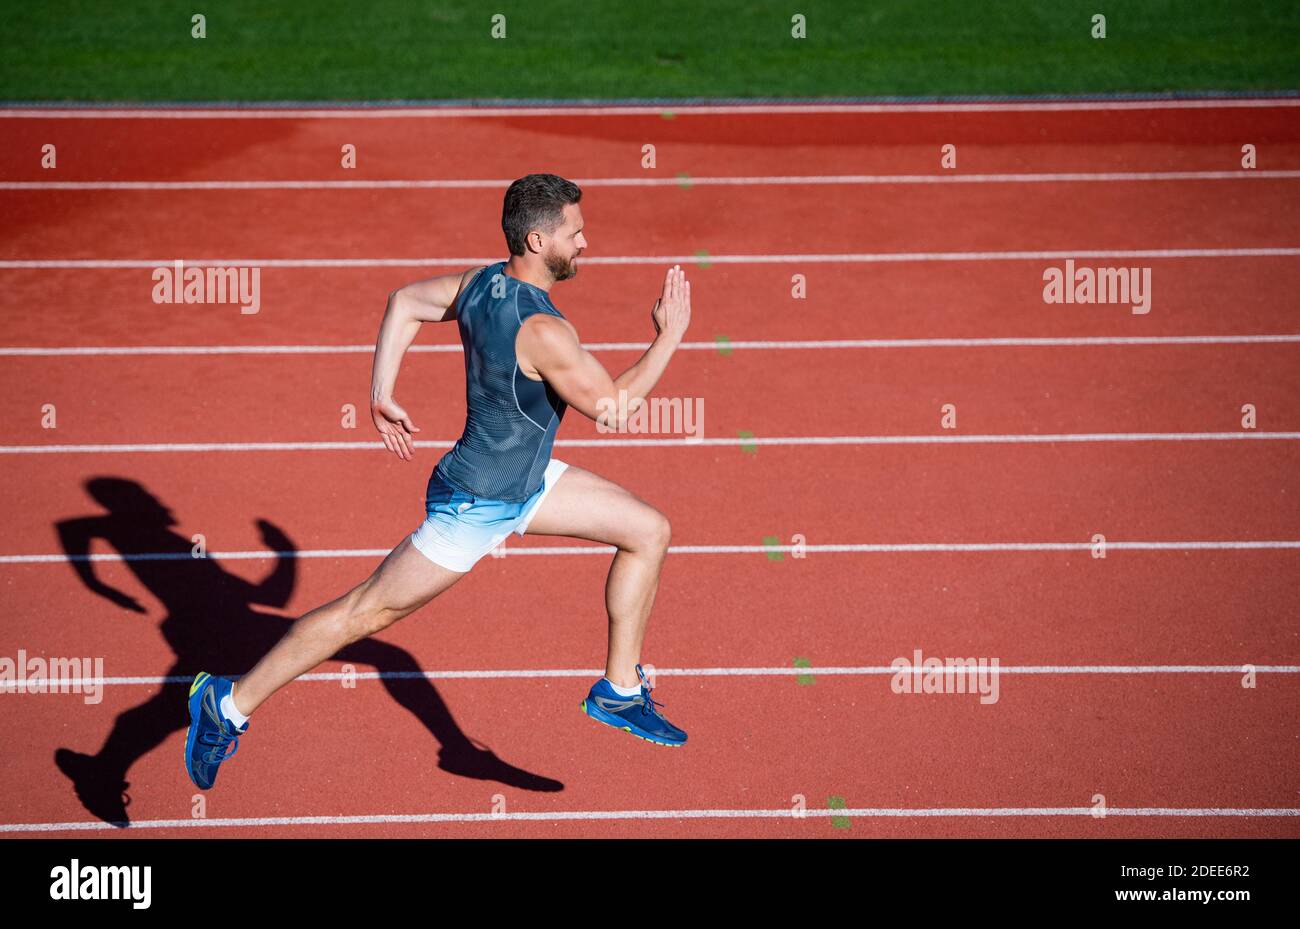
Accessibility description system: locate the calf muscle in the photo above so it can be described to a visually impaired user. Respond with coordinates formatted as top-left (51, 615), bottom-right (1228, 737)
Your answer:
top-left (232, 538), bottom-right (465, 715)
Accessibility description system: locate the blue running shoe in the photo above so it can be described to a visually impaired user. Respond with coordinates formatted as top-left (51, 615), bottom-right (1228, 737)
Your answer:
top-left (185, 672), bottom-right (248, 789)
top-left (580, 664), bottom-right (687, 747)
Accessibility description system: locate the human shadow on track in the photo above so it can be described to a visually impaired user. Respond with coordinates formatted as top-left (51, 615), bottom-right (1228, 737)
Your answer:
top-left (53, 477), bottom-right (563, 827)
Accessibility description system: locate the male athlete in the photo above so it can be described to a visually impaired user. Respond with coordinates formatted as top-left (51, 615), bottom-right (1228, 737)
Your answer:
top-left (185, 173), bottom-right (692, 790)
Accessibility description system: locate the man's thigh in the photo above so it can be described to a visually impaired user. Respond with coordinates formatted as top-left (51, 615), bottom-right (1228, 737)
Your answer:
top-left (357, 536), bottom-right (467, 617)
top-left (521, 464), bottom-right (665, 548)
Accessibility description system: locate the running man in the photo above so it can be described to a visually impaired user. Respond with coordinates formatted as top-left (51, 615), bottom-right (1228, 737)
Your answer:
top-left (185, 173), bottom-right (693, 790)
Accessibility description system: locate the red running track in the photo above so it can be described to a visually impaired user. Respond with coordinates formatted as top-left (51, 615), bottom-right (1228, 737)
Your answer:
top-left (0, 101), bottom-right (1297, 838)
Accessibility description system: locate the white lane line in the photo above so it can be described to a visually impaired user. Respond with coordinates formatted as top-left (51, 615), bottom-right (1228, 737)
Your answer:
top-left (2, 248), bottom-right (1298, 270)
top-left (5, 170), bottom-right (1299, 190)
top-left (3, 433), bottom-right (1298, 455)
top-left (5, 665), bottom-right (1297, 690)
top-left (4, 540), bottom-right (1299, 565)
top-left (6, 334), bottom-right (1300, 357)
top-left (3, 806), bottom-right (1297, 834)
top-left (2, 98), bottom-right (1298, 118)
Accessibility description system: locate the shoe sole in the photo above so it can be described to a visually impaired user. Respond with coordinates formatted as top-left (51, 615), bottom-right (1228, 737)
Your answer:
top-left (579, 699), bottom-right (685, 747)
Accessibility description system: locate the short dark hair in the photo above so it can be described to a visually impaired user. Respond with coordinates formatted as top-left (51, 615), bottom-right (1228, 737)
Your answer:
top-left (502, 174), bottom-right (582, 256)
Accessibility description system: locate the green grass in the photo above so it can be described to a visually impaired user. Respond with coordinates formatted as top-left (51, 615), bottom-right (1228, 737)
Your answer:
top-left (1, 0), bottom-right (1297, 101)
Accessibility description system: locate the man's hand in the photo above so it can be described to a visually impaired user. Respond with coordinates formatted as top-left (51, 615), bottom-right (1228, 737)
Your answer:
top-left (651, 264), bottom-right (691, 343)
top-left (372, 397), bottom-right (421, 460)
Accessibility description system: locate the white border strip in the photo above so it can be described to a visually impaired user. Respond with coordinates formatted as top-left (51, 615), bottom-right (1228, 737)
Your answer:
top-left (4, 540), bottom-right (1299, 565)
top-left (5, 334), bottom-right (1300, 356)
top-left (3, 806), bottom-right (1297, 834)
top-left (5, 665), bottom-right (1297, 690)
top-left (3, 248), bottom-right (1297, 269)
top-left (3, 99), bottom-right (1300, 118)
top-left (5, 170), bottom-right (1299, 190)
top-left (2, 433), bottom-right (1298, 455)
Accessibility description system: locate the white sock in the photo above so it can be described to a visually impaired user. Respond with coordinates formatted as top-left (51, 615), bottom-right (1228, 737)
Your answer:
top-left (605, 678), bottom-right (641, 697)
top-left (220, 692), bottom-right (249, 728)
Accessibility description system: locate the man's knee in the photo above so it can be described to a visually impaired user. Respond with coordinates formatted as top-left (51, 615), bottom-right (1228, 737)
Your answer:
top-left (636, 508), bottom-right (672, 554)
top-left (345, 579), bottom-right (408, 637)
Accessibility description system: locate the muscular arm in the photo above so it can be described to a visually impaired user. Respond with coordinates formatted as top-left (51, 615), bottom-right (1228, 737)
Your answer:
top-left (370, 266), bottom-right (484, 460)
top-left (520, 265), bottom-right (691, 429)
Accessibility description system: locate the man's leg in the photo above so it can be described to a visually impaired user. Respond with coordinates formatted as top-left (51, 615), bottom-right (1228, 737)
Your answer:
top-left (231, 537), bottom-right (466, 716)
top-left (522, 465), bottom-right (671, 690)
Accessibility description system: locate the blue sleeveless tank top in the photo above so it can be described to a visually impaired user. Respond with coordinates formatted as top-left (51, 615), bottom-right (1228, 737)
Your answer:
top-left (431, 261), bottom-right (568, 502)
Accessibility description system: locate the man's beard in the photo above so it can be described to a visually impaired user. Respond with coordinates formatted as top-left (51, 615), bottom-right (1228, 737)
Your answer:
top-left (544, 247), bottom-right (578, 282)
